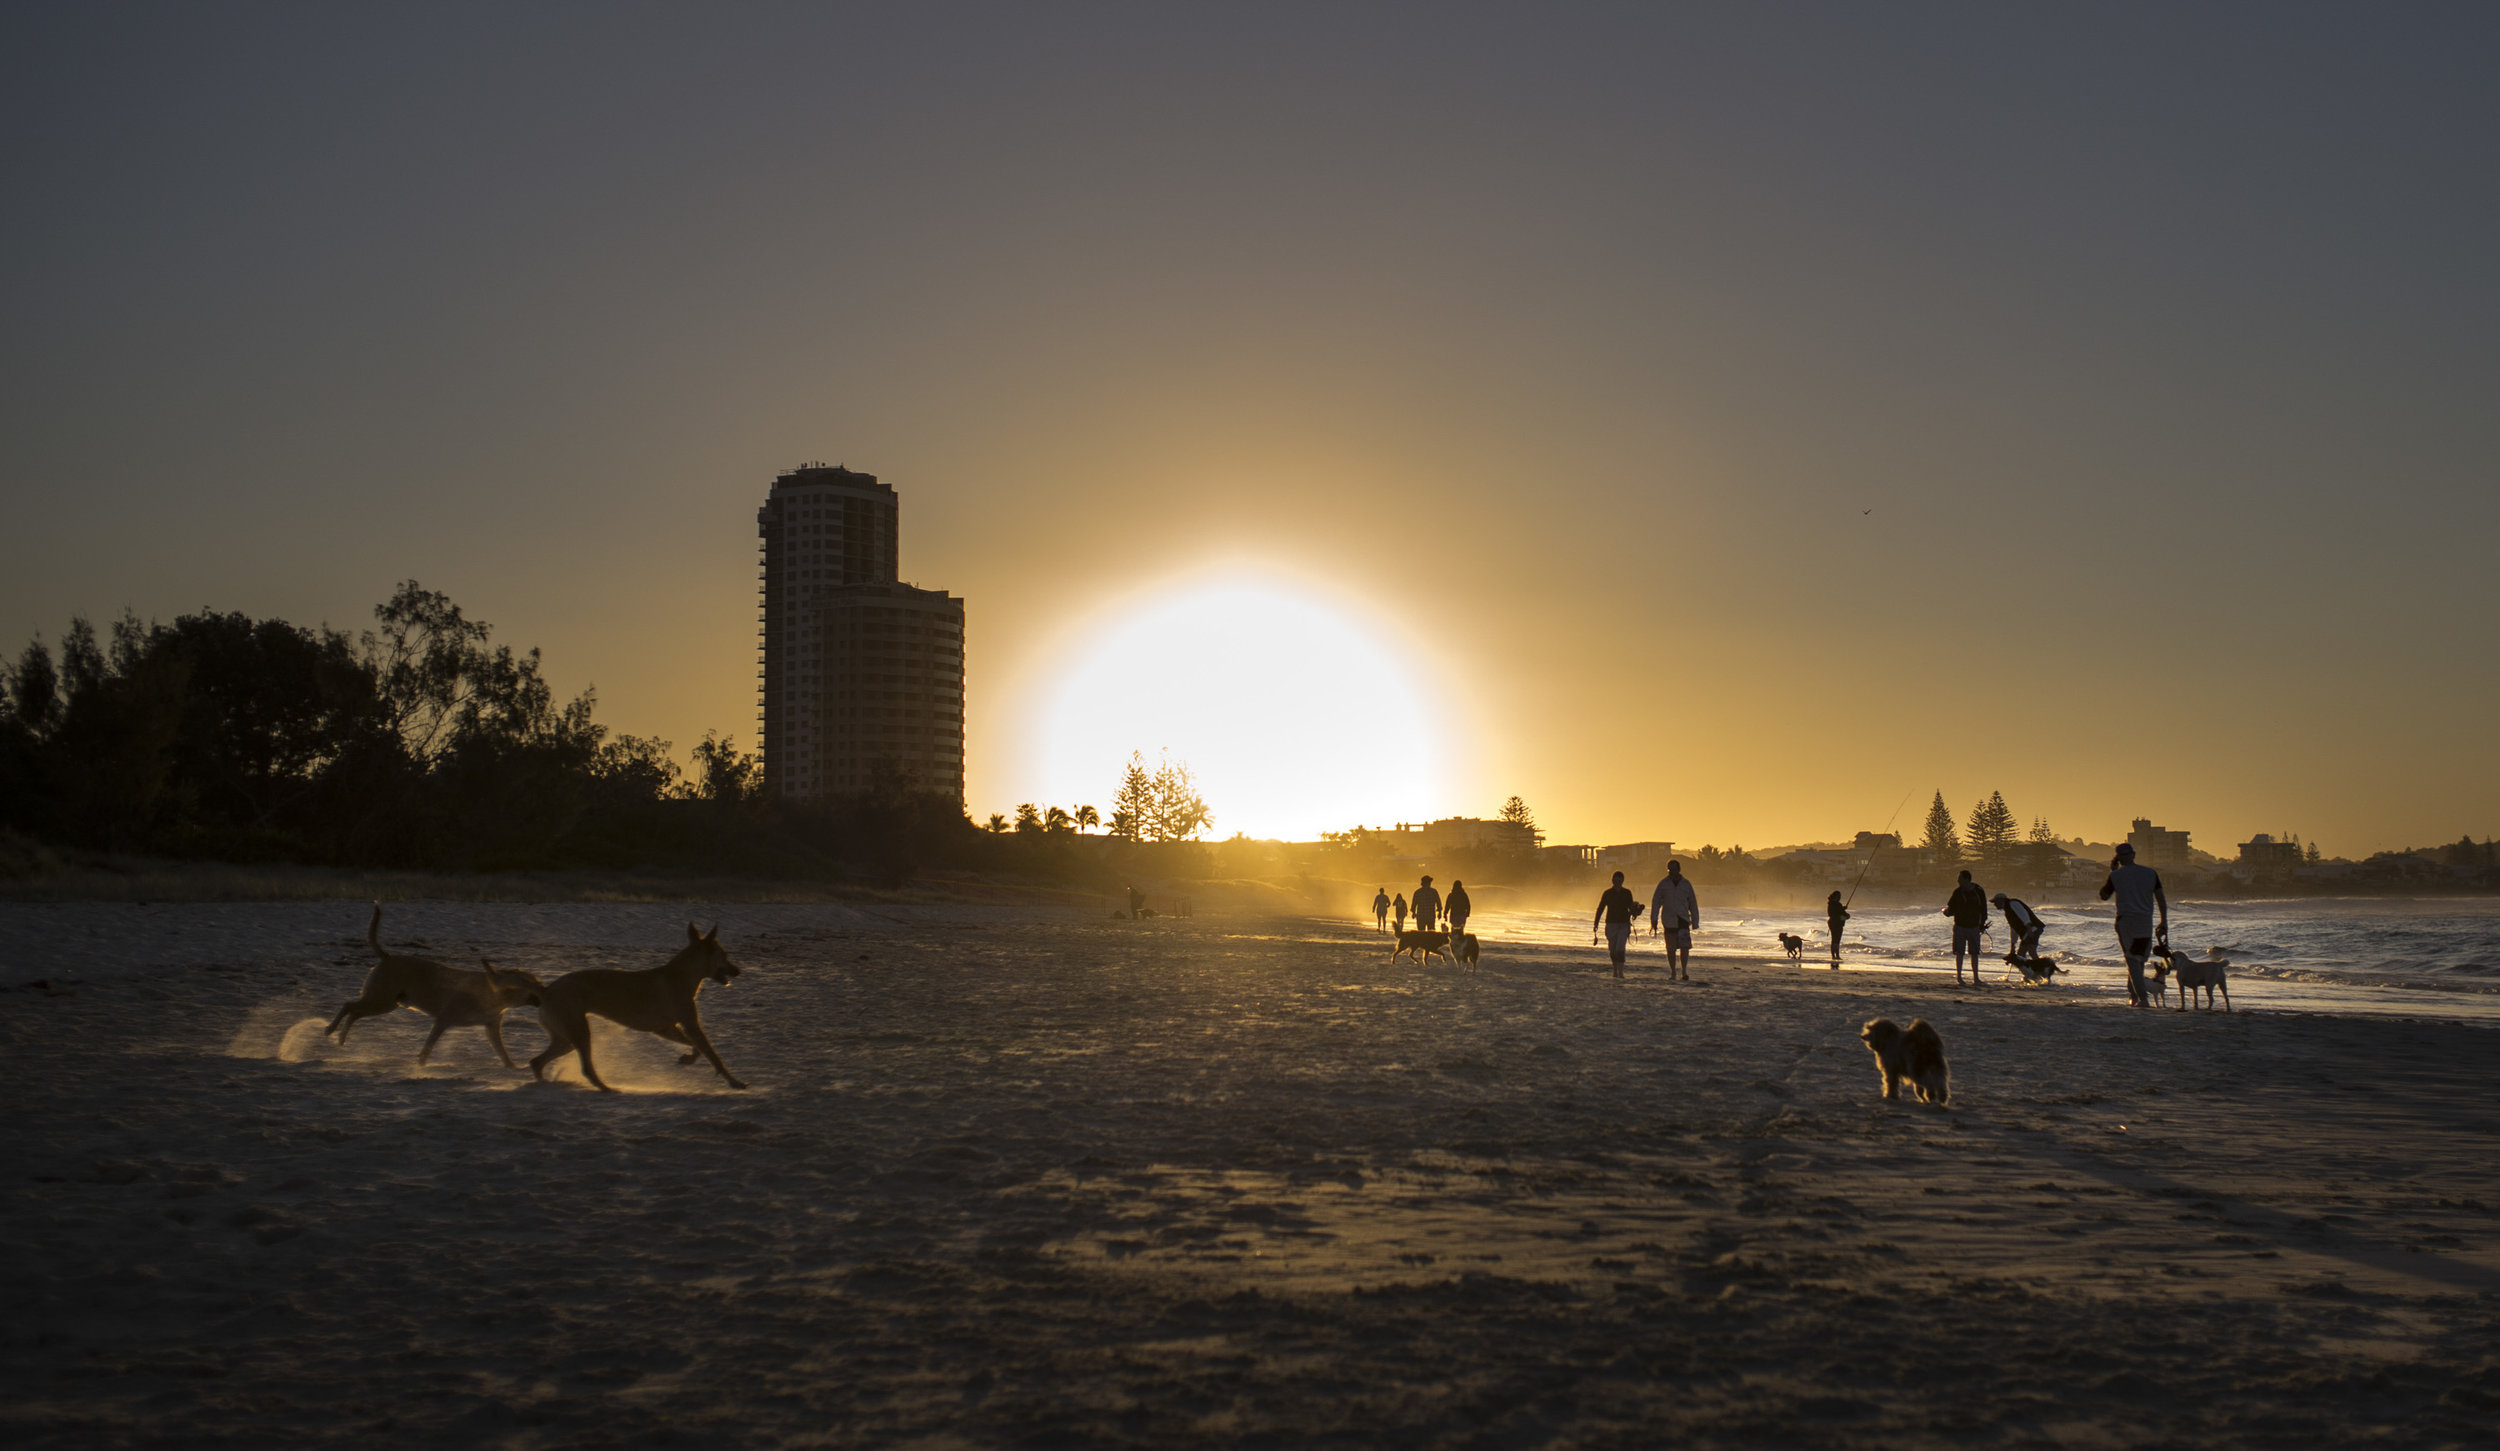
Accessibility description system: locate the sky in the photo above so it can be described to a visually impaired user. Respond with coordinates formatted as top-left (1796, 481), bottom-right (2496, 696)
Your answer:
top-left (4, 4), bottom-right (2495, 856)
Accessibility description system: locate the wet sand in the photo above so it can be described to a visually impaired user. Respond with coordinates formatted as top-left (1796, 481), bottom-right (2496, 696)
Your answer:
top-left (5, 907), bottom-right (2498, 1447)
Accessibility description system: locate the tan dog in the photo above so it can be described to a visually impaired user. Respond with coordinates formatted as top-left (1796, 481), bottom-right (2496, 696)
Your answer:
top-left (1860, 1018), bottom-right (1950, 1105)
top-left (529, 923), bottom-right (746, 1092)
top-left (1391, 928), bottom-right (1452, 966)
top-left (2159, 948), bottom-right (2232, 1011)
top-left (326, 906), bottom-right (546, 1067)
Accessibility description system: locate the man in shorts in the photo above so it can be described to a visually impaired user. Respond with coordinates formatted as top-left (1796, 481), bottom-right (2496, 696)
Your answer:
top-left (1372, 887), bottom-right (1391, 934)
top-left (1942, 869), bottom-right (1990, 987)
top-left (2098, 843), bottom-right (2169, 1007)
top-left (1992, 892), bottom-right (2045, 961)
top-left (1593, 871), bottom-right (1642, 979)
top-left (1649, 859), bottom-right (1700, 982)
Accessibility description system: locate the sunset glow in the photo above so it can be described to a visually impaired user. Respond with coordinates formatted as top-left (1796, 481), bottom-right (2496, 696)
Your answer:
top-left (1028, 576), bottom-right (1460, 840)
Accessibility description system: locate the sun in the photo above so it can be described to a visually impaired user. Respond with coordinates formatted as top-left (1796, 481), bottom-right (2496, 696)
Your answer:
top-left (1028, 575), bottom-right (1457, 841)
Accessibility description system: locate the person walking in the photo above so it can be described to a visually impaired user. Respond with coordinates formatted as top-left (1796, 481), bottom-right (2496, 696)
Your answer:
top-left (1411, 875), bottom-right (1443, 932)
top-left (1649, 860), bottom-right (1700, 982)
top-left (1372, 887), bottom-right (1391, 934)
top-left (1943, 869), bottom-right (1990, 987)
top-left (1992, 892), bottom-right (2045, 962)
top-left (1392, 893), bottom-right (1408, 934)
top-left (1446, 880), bottom-right (1472, 939)
top-left (2098, 843), bottom-right (2169, 1007)
top-left (1593, 871), bottom-right (1643, 979)
top-left (1825, 890), bottom-right (1850, 968)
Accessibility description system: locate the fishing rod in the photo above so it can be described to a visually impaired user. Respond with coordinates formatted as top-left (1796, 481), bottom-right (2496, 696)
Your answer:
top-left (1843, 787), bottom-right (1917, 910)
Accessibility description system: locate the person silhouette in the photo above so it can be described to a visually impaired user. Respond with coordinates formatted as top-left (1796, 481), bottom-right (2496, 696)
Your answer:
top-left (1993, 892), bottom-right (2045, 962)
top-left (1943, 869), bottom-right (1989, 987)
top-left (1649, 860), bottom-right (1699, 981)
top-left (1372, 887), bottom-right (1392, 934)
top-left (2099, 843), bottom-right (2169, 1007)
top-left (1412, 875), bottom-right (1442, 932)
top-left (1593, 871), bottom-right (1642, 978)
top-left (1825, 890), bottom-right (1850, 969)
top-left (1392, 893), bottom-right (1408, 933)
top-left (1446, 880), bottom-right (1471, 939)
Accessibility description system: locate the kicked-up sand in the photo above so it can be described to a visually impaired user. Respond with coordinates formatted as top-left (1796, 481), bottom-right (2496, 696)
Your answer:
top-left (4, 902), bottom-right (2498, 1447)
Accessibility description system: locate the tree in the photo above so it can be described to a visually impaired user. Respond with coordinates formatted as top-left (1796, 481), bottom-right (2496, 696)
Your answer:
top-left (1111, 750), bottom-right (1212, 843)
top-left (2305, 839), bottom-right (2322, 865)
top-left (1044, 805), bottom-right (1072, 834)
top-left (1073, 804), bottom-right (1100, 834)
top-left (1499, 796), bottom-right (1535, 829)
top-left (1919, 791), bottom-right (1961, 869)
top-left (2029, 816), bottom-right (2056, 845)
top-left (689, 733), bottom-right (761, 803)
top-left (1110, 755), bottom-right (1153, 841)
top-left (984, 813), bottom-right (1007, 833)
top-left (1014, 802), bottom-right (1042, 834)
top-left (1965, 791), bottom-right (2019, 872)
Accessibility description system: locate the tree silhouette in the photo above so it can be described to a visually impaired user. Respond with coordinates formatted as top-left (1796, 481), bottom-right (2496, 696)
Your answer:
top-left (1044, 805), bottom-right (1072, 834)
top-left (2029, 815), bottom-right (2057, 844)
top-left (1919, 791), bottom-right (1960, 869)
top-left (1073, 804), bottom-right (1100, 834)
top-left (1111, 750), bottom-right (1212, 842)
top-left (1014, 802), bottom-right (1042, 834)
top-left (984, 813), bottom-right (1007, 833)
top-left (1964, 792), bottom-right (2019, 872)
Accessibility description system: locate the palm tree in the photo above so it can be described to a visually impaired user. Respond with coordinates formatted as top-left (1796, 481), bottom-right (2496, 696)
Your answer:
top-left (1044, 805), bottom-right (1072, 834)
top-left (984, 813), bottom-right (1007, 833)
top-left (1074, 804), bottom-right (1101, 834)
top-left (1014, 802), bottom-right (1042, 833)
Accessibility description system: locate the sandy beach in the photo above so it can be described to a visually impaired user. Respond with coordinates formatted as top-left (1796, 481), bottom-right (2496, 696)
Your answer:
top-left (5, 901), bottom-right (2498, 1447)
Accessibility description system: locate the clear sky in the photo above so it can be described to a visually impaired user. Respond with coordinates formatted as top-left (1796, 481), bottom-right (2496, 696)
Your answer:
top-left (5, 5), bottom-right (2494, 855)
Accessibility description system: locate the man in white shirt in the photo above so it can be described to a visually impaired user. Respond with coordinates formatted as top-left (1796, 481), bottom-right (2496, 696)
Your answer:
top-left (1649, 861), bottom-right (1700, 982)
top-left (2098, 844), bottom-right (2169, 1007)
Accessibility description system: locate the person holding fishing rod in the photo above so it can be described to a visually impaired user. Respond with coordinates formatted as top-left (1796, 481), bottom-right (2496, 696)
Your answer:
top-left (1827, 792), bottom-right (1911, 970)
top-left (1824, 891), bottom-right (1850, 968)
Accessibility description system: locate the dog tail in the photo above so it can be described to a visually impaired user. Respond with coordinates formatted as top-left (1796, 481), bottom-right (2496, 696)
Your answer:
top-left (368, 903), bottom-right (384, 958)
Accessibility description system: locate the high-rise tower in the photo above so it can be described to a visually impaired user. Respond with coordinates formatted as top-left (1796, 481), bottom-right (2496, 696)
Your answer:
top-left (756, 463), bottom-right (964, 803)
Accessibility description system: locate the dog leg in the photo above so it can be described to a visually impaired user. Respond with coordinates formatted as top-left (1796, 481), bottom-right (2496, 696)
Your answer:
top-left (484, 1015), bottom-right (518, 1069)
top-left (416, 1016), bottom-right (451, 1066)
top-left (671, 1002), bottom-right (747, 1090)
top-left (1881, 1068), bottom-right (1899, 1101)
top-left (569, 1020), bottom-right (616, 1092)
top-left (529, 1015), bottom-right (576, 1083)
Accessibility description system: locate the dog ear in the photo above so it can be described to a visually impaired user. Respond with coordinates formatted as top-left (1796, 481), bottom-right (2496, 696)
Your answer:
top-left (687, 922), bottom-right (701, 944)
top-left (705, 923), bottom-right (720, 942)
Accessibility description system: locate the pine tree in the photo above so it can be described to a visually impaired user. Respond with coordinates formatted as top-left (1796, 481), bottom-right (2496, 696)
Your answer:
top-left (2029, 816), bottom-right (2056, 845)
top-left (1919, 791), bottom-right (1961, 869)
top-left (1965, 791), bottom-right (2019, 872)
top-left (1110, 753), bottom-right (1153, 841)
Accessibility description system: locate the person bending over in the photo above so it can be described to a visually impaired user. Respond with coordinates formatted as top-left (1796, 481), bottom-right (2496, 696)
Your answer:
top-left (1992, 892), bottom-right (2045, 961)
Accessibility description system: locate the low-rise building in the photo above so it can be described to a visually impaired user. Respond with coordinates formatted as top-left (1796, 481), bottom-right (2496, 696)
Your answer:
top-left (2236, 833), bottom-right (2304, 874)
top-left (2126, 818), bottom-right (2193, 874)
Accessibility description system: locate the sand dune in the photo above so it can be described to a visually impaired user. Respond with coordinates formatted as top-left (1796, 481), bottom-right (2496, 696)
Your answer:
top-left (4, 904), bottom-right (2497, 1446)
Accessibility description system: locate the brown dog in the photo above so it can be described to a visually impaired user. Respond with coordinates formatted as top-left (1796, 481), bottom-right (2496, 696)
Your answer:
top-left (1860, 1017), bottom-right (1950, 1105)
top-left (326, 906), bottom-right (545, 1067)
top-left (529, 923), bottom-right (746, 1092)
top-left (1453, 932), bottom-right (1481, 970)
top-left (1391, 928), bottom-right (1453, 966)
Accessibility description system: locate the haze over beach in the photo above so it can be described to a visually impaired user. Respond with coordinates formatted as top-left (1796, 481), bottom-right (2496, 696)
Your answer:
top-left (4, 7), bottom-right (2500, 1449)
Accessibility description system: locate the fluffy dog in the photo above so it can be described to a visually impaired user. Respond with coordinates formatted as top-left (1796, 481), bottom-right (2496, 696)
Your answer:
top-left (2004, 952), bottom-right (2063, 984)
top-left (326, 906), bottom-right (545, 1067)
top-left (530, 923), bottom-right (747, 1092)
top-left (1778, 932), bottom-right (1806, 963)
top-left (2159, 948), bottom-right (2232, 1011)
top-left (1453, 933), bottom-right (1481, 970)
top-left (1859, 1017), bottom-right (1950, 1105)
top-left (2141, 956), bottom-right (2171, 1007)
top-left (1392, 928), bottom-right (1453, 966)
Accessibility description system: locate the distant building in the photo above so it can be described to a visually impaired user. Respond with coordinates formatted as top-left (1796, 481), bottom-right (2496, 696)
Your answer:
top-left (1597, 841), bottom-right (1675, 873)
top-left (2236, 833), bottom-right (2303, 873)
top-left (2126, 817), bottom-right (2193, 874)
top-left (757, 463), bottom-right (965, 804)
top-left (1415, 816), bottom-right (1541, 856)
top-left (1853, 831), bottom-right (1902, 851)
top-left (1542, 844), bottom-right (1599, 869)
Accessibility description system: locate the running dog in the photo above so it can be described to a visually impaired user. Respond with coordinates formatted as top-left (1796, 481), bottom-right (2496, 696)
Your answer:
top-left (1859, 1018), bottom-right (1950, 1105)
top-left (1391, 928), bottom-right (1453, 967)
top-left (2005, 952), bottom-right (2063, 984)
top-left (2159, 948), bottom-right (2232, 1011)
top-left (326, 906), bottom-right (546, 1067)
top-left (529, 923), bottom-right (747, 1092)
top-left (1778, 932), bottom-right (1806, 963)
